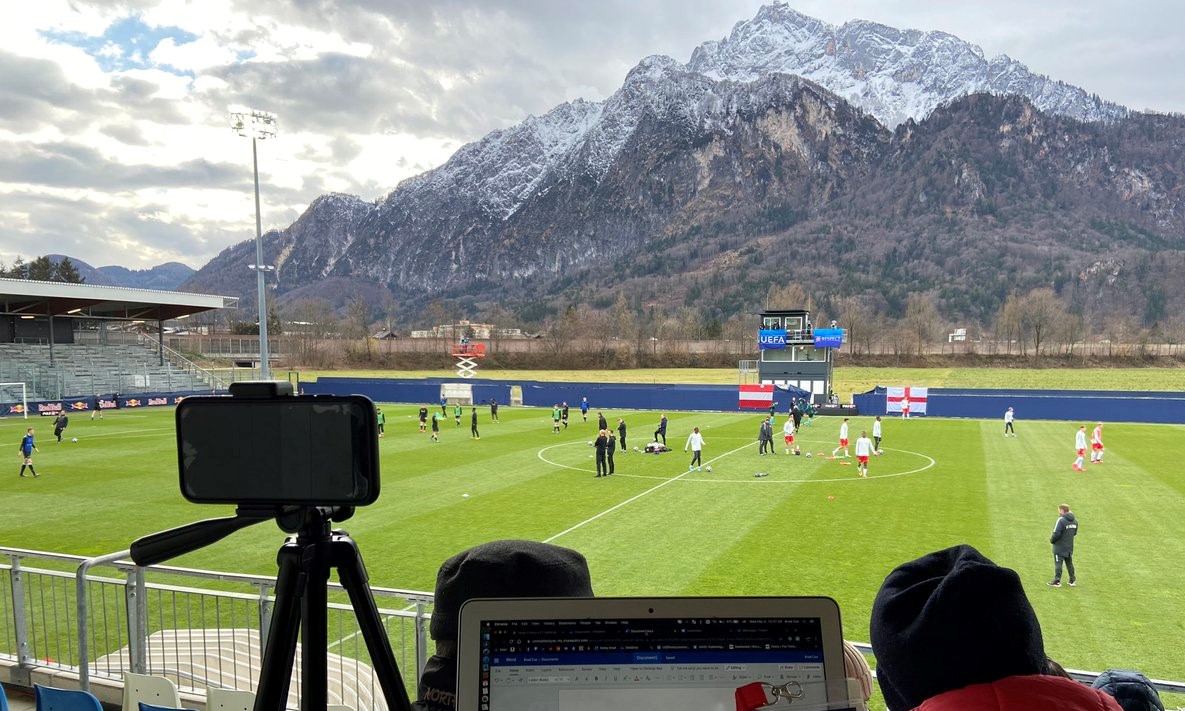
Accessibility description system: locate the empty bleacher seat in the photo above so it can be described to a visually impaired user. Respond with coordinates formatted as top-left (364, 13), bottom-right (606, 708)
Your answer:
top-left (122, 673), bottom-right (181, 711)
top-left (33, 685), bottom-right (103, 711)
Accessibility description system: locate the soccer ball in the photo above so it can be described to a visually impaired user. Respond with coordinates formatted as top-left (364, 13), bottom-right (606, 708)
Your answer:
top-left (587, 441), bottom-right (594, 446)
top-left (633, 446), bottom-right (641, 452)
top-left (71, 437), bottom-right (78, 443)
top-left (705, 465), bottom-right (713, 472)
top-left (805, 452), bottom-right (812, 458)
top-left (875, 450), bottom-right (882, 456)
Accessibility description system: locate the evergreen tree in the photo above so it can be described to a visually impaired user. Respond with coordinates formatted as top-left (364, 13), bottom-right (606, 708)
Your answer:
top-left (54, 257), bottom-right (84, 283)
top-left (9, 257), bottom-right (28, 279)
top-left (27, 256), bottom-right (54, 281)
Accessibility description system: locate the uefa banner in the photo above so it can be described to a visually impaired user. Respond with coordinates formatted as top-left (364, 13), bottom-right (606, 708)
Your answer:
top-left (739, 384), bottom-right (775, 409)
top-left (886, 386), bottom-right (928, 414)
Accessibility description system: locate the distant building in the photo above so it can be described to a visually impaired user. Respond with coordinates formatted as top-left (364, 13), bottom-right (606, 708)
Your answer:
top-left (410, 320), bottom-right (523, 339)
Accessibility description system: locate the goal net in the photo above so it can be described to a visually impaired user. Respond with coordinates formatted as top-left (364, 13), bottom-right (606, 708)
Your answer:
top-left (0, 382), bottom-right (29, 419)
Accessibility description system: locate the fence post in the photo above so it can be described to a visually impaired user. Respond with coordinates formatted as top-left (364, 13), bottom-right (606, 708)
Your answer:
top-left (77, 549), bottom-right (132, 692)
top-left (10, 556), bottom-right (33, 671)
top-left (126, 566), bottom-right (147, 673)
top-left (415, 601), bottom-right (429, 680)
top-left (257, 582), bottom-right (274, 661)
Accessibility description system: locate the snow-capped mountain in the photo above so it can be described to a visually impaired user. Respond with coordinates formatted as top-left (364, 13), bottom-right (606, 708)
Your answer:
top-left (688, 3), bottom-right (1128, 129)
top-left (182, 3), bottom-right (1184, 324)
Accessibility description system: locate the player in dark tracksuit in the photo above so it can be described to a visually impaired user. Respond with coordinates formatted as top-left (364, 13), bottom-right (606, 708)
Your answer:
top-left (53, 413), bottom-right (69, 442)
top-left (597, 412), bottom-right (607, 431)
top-left (617, 418), bottom-right (627, 452)
top-left (418, 406), bottom-right (429, 432)
top-left (606, 432), bottom-right (616, 474)
top-left (791, 404), bottom-right (803, 430)
top-left (470, 408), bottom-right (480, 439)
top-left (654, 414), bottom-right (668, 445)
top-left (1049, 505), bottom-right (1078, 587)
top-left (594, 430), bottom-right (609, 477)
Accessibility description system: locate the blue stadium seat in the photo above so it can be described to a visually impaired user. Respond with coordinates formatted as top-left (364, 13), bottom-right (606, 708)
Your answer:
top-left (1, 682), bottom-right (11, 711)
top-left (33, 685), bottom-right (103, 711)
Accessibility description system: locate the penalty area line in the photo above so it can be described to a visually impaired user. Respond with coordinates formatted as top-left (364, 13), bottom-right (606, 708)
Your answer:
top-left (542, 442), bottom-right (753, 544)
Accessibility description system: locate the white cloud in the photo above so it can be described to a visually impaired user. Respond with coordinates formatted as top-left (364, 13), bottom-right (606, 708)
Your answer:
top-left (2, 0), bottom-right (1183, 272)
top-left (150, 35), bottom-right (239, 72)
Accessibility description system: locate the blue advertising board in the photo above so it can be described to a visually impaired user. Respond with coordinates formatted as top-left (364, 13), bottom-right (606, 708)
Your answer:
top-left (758, 329), bottom-right (787, 350)
top-left (812, 328), bottom-right (844, 348)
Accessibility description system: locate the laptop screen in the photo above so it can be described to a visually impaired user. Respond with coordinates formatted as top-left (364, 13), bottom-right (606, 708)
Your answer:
top-left (474, 615), bottom-right (830, 711)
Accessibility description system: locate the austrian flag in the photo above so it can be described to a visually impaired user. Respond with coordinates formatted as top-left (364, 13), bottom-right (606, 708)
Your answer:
top-left (886, 386), bottom-right (928, 415)
top-left (739, 384), bottom-right (775, 410)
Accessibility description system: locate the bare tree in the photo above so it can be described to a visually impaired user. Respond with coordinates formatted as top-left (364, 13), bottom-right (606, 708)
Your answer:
top-left (348, 295), bottom-right (373, 360)
top-left (764, 283), bottom-right (809, 310)
top-left (1019, 288), bottom-right (1064, 357)
top-left (996, 293), bottom-right (1026, 355)
top-left (904, 293), bottom-right (941, 356)
top-left (837, 295), bottom-right (874, 355)
top-left (544, 306), bottom-right (579, 356)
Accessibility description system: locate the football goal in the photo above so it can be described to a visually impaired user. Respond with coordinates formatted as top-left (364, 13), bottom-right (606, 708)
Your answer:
top-left (0, 382), bottom-right (29, 419)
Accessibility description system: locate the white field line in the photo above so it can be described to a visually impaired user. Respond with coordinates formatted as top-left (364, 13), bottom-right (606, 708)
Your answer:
top-left (537, 440), bottom-right (936, 484)
top-left (541, 442), bottom-right (754, 544)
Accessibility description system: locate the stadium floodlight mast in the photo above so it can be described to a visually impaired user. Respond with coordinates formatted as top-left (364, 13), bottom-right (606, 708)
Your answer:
top-left (229, 105), bottom-right (278, 379)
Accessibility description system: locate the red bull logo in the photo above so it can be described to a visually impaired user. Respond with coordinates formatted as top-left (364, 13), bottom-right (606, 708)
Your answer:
top-left (70, 401), bottom-right (89, 411)
top-left (147, 397), bottom-right (168, 406)
top-left (126, 399), bottom-right (142, 407)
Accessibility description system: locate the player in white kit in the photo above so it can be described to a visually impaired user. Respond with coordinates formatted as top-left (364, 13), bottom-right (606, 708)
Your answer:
top-left (1073, 425), bottom-right (1087, 472)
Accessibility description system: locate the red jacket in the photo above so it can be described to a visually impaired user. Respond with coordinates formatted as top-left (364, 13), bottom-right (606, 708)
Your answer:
top-left (916, 675), bottom-right (1123, 711)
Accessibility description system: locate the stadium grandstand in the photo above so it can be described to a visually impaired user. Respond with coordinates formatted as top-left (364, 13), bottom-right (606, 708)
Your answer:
top-left (0, 278), bottom-right (237, 402)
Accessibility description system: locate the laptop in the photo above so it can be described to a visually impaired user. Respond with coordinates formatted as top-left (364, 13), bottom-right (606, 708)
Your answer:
top-left (456, 596), bottom-right (848, 711)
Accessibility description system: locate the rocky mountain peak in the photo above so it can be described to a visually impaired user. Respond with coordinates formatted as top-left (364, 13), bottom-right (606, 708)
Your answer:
top-left (687, 2), bottom-right (1128, 128)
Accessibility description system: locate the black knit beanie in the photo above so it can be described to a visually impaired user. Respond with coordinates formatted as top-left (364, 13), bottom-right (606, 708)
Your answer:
top-left (1092, 669), bottom-right (1165, 711)
top-left (869, 545), bottom-right (1046, 711)
top-left (429, 539), bottom-right (594, 644)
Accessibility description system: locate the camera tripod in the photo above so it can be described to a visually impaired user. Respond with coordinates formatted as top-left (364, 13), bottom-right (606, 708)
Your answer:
top-left (132, 506), bottom-right (413, 711)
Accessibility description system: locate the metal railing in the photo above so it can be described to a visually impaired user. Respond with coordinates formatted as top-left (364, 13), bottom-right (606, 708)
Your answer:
top-left (4, 547), bottom-right (1183, 705)
top-left (137, 334), bottom-right (228, 391)
top-left (1, 547), bottom-right (432, 707)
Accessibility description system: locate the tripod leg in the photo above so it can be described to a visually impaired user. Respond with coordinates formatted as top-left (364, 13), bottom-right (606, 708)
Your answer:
top-left (256, 544), bottom-right (305, 711)
top-left (331, 534), bottom-right (413, 711)
top-left (302, 541), bottom-right (330, 711)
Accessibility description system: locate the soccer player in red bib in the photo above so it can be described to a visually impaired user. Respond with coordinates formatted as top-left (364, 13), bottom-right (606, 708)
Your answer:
top-left (854, 431), bottom-right (874, 478)
top-left (1090, 422), bottom-right (1105, 464)
top-left (832, 418), bottom-right (850, 459)
top-left (782, 418), bottom-right (799, 455)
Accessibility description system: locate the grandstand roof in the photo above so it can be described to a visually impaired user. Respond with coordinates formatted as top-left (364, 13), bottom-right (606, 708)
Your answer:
top-left (0, 277), bottom-right (237, 321)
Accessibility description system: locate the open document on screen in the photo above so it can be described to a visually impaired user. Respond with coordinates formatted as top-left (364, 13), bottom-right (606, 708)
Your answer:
top-left (476, 616), bottom-right (850, 711)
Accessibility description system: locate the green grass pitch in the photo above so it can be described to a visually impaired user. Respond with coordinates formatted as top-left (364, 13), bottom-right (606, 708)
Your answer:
top-left (3, 405), bottom-right (1183, 708)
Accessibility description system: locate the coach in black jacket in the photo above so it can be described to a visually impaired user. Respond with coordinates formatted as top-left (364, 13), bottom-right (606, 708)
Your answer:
top-left (594, 430), bottom-right (609, 477)
top-left (1049, 504), bottom-right (1078, 587)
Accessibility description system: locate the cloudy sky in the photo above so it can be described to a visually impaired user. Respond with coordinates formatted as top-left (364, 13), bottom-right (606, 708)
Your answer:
top-left (2, 1), bottom-right (1182, 272)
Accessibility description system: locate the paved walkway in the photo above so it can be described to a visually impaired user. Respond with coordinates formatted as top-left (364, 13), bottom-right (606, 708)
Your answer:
top-left (4, 685), bottom-right (37, 711)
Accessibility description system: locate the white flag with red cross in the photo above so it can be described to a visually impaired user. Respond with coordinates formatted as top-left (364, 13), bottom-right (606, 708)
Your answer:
top-left (886, 386), bottom-right (928, 414)
top-left (739, 384), bottom-right (775, 409)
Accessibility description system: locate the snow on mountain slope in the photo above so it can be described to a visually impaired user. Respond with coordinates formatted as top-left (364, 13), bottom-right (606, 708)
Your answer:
top-left (687, 3), bottom-right (1128, 128)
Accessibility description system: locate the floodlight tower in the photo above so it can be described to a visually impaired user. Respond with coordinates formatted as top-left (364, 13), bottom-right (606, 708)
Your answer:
top-left (230, 105), bottom-right (278, 379)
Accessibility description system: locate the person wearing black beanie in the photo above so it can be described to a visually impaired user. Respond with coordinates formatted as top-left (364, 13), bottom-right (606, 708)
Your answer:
top-left (413, 540), bottom-right (594, 711)
top-left (869, 544), bottom-right (1122, 711)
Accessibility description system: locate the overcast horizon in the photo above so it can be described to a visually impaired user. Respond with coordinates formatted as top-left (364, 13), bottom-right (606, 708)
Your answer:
top-left (3, 1), bottom-right (1183, 273)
